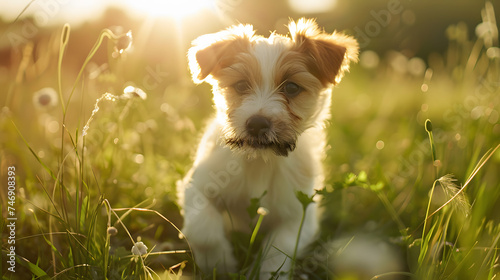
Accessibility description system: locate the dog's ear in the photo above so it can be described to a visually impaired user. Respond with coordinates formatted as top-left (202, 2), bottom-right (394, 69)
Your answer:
top-left (188, 25), bottom-right (254, 83)
top-left (289, 18), bottom-right (359, 85)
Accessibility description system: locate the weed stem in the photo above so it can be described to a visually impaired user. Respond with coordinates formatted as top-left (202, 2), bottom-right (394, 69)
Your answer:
top-left (243, 213), bottom-right (265, 272)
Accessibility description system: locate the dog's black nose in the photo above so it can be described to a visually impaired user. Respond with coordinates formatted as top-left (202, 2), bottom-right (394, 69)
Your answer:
top-left (246, 115), bottom-right (271, 137)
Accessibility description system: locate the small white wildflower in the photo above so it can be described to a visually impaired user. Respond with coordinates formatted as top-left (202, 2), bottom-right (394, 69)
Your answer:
top-left (33, 87), bottom-right (58, 109)
top-left (122, 86), bottom-right (147, 100)
top-left (257, 207), bottom-right (269, 216)
top-left (131, 241), bottom-right (148, 256)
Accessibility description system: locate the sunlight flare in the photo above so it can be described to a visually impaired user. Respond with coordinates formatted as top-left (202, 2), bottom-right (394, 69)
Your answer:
top-left (124, 0), bottom-right (214, 19)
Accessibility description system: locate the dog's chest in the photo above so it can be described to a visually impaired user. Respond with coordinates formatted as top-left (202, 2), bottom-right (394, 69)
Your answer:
top-left (216, 156), bottom-right (313, 224)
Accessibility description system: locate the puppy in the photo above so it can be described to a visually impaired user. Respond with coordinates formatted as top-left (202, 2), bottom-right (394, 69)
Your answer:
top-left (178, 18), bottom-right (358, 278)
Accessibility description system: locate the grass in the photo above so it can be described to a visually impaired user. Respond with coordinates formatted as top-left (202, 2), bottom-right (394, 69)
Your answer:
top-left (1, 2), bottom-right (500, 279)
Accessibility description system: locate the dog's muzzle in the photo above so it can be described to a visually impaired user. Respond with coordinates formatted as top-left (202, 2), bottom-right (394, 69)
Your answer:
top-left (246, 115), bottom-right (271, 138)
top-left (225, 115), bottom-right (296, 156)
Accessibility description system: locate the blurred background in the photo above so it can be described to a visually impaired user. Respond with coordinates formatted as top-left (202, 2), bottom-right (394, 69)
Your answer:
top-left (1, 0), bottom-right (499, 279)
top-left (0, 0), bottom-right (495, 74)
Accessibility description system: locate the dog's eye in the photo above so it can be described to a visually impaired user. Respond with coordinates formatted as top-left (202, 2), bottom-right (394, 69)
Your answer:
top-left (282, 82), bottom-right (302, 97)
top-left (233, 81), bottom-right (251, 94)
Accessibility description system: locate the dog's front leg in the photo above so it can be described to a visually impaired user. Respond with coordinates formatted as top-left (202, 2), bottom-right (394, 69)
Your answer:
top-left (182, 185), bottom-right (237, 275)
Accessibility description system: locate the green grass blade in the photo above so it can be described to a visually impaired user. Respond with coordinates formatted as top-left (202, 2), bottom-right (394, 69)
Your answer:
top-left (11, 121), bottom-right (57, 181)
top-left (16, 255), bottom-right (50, 279)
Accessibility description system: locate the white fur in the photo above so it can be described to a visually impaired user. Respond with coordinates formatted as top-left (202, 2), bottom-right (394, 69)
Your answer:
top-left (177, 18), bottom-right (358, 278)
top-left (179, 120), bottom-right (324, 277)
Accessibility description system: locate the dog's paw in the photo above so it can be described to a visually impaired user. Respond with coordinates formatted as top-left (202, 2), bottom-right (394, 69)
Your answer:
top-left (193, 238), bottom-right (237, 275)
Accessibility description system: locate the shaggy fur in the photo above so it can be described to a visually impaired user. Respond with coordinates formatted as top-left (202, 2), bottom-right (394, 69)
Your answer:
top-left (178, 18), bottom-right (358, 278)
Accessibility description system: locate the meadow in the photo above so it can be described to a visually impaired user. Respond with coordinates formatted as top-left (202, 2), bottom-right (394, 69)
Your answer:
top-left (1, 2), bottom-right (500, 279)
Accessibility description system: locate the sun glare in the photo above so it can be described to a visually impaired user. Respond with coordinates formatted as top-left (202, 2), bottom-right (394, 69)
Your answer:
top-left (124, 0), bottom-right (214, 19)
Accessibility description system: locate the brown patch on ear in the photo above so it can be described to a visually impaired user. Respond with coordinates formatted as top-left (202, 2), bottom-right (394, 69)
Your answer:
top-left (188, 25), bottom-right (255, 83)
top-left (289, 18), bottom-right (359, 85)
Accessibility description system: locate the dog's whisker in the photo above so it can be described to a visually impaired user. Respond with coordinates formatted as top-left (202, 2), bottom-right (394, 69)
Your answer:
top-left (273, 80), bottom-right (287, 94)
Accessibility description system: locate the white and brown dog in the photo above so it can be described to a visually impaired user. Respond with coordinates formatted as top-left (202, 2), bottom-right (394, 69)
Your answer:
top-left (178, 18), bottom-right (358, 278)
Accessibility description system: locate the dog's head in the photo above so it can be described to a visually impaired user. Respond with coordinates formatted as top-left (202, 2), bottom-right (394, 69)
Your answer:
top-left (188, 18), bottom-right (358, 157)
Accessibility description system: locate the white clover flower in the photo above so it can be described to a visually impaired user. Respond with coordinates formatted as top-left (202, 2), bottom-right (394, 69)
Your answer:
top-left (131, 241), bottom-right (148, 256)
top-left (257, 207), bottom-right (269, 216)
top-left (33, 87), bottom-right (58, 109)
